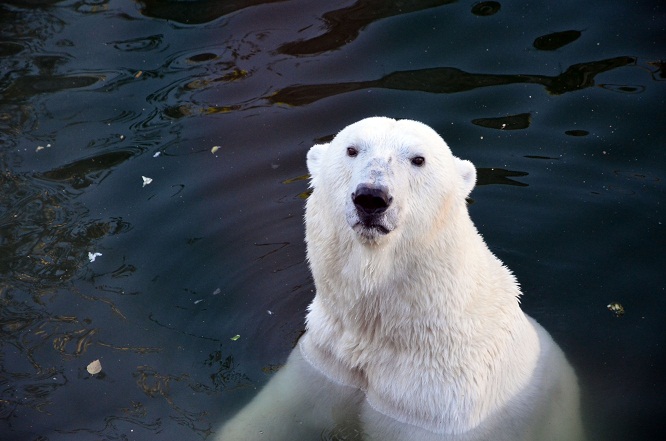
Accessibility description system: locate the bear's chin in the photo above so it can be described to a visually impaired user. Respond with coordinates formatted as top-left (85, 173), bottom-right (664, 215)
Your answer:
top-left (351, 223), bottom-right (392, 244)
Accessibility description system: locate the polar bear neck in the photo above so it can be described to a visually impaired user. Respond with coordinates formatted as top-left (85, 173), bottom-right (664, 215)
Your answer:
top-left (304, 199), bottom-right (541, 434)
top-left (308, 201), bottom-right (522, 317)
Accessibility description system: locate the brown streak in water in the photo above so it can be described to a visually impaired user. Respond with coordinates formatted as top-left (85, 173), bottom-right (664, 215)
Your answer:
top-left (97, 340), bottom-right (162, 354)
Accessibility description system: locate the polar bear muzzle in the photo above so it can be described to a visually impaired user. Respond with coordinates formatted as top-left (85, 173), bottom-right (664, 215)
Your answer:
top-left (349, 184), bottom-right (395, 237)
top-left (352, 184), bottom-right (392, 216)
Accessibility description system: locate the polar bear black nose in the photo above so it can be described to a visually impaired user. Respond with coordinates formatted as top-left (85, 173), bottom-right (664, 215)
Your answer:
top-left (352, 185), bottom-right (392, 215)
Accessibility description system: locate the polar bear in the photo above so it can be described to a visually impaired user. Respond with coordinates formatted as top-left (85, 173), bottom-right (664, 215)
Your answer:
top-left (217, 117), bottom-right (584, 441)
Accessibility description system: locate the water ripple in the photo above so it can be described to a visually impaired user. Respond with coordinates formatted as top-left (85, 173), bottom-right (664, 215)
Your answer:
top-left (109, 34), bottom-right (165, 52)
top-left (278, 0), bottom-right (456, 56)
top-left (533, 30), bottom-right (583, 51)
top-left (1, 75), bottom-right (102, 101)
top-left (266, 56), bottom-right (637, 107)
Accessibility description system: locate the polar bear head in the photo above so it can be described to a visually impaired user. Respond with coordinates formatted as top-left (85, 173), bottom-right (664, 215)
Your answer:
top-left (306, 117), bottom-right (476, 246)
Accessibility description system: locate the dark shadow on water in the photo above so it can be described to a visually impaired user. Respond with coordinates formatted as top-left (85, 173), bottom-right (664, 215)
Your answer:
top-left (471, 1), bottom-right (501, 17)
top-left (1, 75), bottom-right (102, 101)
top-left (533, 30), bottom-right (583, 51)
top-left (168, 56), bottom-right (638, 118)
top-left (647, 60), bottom-right (665, 80)
top-left (268, 56), bottom-right (637, 106)
top-left (0, 41), bottom-right (24, 57)
top-left (277, 0), bottom-right (456, 56)
top-left (39, 148), bottom-right (142, 189)
top-left (477, 168), bottom-right (529, 187)
top-left (1, 0), bottom-right (64, 7)
top-left (137, 0), bottom-right (455, 42)
top-left (138, 0), bottom-right (289, 24)
top-left (472, 113), bottom-right (531, 130)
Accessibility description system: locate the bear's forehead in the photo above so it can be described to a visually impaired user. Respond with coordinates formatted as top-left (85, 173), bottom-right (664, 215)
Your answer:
top-left (336, 121), bottom-right (442, 151)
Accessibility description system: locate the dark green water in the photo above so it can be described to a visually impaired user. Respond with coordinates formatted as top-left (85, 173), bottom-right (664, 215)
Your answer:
top-left (0, 1), bottom-right (664, 440)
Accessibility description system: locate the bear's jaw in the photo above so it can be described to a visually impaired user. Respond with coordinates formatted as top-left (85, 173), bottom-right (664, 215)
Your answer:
top-left (351, 222), bottom-right (391, 243)
top-left (346, 204), bottom-right (399, 243)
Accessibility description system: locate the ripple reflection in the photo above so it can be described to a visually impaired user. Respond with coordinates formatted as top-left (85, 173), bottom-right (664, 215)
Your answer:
top-left (266, 56), bottom-right (636, 107)
top-left (278, 0), bottom-right (456, 55)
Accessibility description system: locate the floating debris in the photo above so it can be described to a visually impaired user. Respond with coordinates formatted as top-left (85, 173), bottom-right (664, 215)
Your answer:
top-left (533, 30), bottom-right (582, 51)
top-left (212, 288), bottom-right (221, 295)
top-left (153, 151), bottom-right (161, 158)
top-left (88, 252), bottom-right (102, 262)
top-left (219, 69), bottom-right (249, 82)
top-left (142, 176), bottom-right (153, 187)
top-left (607, 302), bottom-right (625, 317)
top-left (194, 299), bottom-right (203, 305)
top-left (185, 79), bottom-right (209, 90)
top-left (87, 359), bottom-right (102, 375)
top-left (282, 174), bottom-right (310, 185)
top-left (230, 334), bottom-right (240, 341)
top-left (261, 364), bottom-right (282, 374)
top-left (134, 70), bottom-right (143, 79)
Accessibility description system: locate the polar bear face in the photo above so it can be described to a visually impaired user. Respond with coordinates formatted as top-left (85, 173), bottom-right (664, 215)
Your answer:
top-left (307, 117), bottom-right (476, 245)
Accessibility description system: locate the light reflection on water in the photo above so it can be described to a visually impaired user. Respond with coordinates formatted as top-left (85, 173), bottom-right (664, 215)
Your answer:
top-left (1, 1), bottom-right (664, 440)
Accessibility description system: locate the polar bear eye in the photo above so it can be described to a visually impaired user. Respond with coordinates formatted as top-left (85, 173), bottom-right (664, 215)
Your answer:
top-left (347, 147), bottom-right (358, 158)
top-left (411, 156), bottom-right (425, 167)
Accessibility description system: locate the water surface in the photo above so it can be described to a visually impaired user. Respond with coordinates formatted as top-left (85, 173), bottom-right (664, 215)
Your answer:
top-left (1, 1), bottom-right (664, 440)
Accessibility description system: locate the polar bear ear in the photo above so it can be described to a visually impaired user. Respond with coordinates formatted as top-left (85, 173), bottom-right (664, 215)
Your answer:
top-left (454, 157), bottom-right (477, 198)
top-left (307, 143), bottom-right (329, 187)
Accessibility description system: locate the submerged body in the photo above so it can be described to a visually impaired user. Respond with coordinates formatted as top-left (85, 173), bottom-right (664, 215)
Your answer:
top-left (218, 117), bottom-right (584, 440)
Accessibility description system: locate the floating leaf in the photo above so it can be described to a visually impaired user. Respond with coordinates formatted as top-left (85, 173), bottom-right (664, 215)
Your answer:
top-left (230, 335), bottom-right (240, 341)
top-left (211, 145), bottom-right (220, 154)
top-left (87, 359), bottom-right (102, 375)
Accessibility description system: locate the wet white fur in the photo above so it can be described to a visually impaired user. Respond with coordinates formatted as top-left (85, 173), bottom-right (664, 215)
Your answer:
top-left (217, 117), bottom-right (583, 440)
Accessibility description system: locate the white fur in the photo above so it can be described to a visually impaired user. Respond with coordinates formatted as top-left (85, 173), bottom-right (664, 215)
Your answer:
top-left (217, 117), bottom-right (584, 440)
